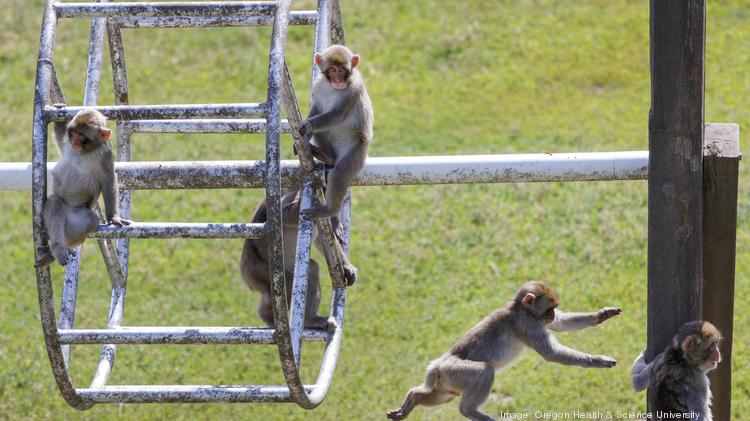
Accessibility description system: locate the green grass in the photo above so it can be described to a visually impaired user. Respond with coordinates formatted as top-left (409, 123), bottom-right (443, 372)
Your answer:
top-left (1, 0), bottom-right (748, 419)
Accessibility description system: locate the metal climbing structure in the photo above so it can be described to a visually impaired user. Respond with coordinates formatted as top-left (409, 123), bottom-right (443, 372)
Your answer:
top-left (32, 0), bottom-right (351, 409)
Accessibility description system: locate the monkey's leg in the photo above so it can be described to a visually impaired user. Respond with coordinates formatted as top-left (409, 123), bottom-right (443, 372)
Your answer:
top-left (303, 259), bottom-right (333, 329)
top-left (257, 293), bottom-right (275, 326)
top-left (64, 206), bottom-right (100, 246)
top-left (386, 385), bottom-right (455, 420)
top-left (441, 359), bottom-right (495, 421)
top-left (42, 195), bottom-right (72, 266)
top-left (302, 147), bottom-right (362, 219)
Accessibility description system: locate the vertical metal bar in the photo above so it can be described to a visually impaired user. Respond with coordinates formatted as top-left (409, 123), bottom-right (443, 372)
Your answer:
top-left (312, 0), bottom-right (330, 82)
top-left (89, 17), bottom-right (133, 392)
top-left (646, 0), bottom-right (705, 363)
top-left (329, 0), bottom-right (344, 45)
top-left (59, 249), bottom-right (80, 368)
top-left (33, 0), bottom-right (92, 410)
top-left (289, 181), bottom-right (315, 366)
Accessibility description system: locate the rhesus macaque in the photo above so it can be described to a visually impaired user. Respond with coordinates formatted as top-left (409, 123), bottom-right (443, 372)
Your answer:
top-left (240, 189), bottom-right (357, 329)
top-left (37, 109), bottom-right (130, 267)
top-left (298, 44), bottom-right (373, 219)
top-left (387, 281), bottom-right (621, 421)
top-left (631, 320), bottom-right (722, 421)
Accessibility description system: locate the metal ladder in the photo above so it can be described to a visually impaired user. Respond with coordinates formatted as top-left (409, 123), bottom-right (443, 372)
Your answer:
top-left (32, 0), bottom-right (350, 410)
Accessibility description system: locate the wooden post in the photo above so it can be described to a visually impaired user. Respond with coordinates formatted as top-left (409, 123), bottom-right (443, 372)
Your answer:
top-left (647, 0), bottom-right (705, 361)
top-left (702, 123), bottom-right (740, 421)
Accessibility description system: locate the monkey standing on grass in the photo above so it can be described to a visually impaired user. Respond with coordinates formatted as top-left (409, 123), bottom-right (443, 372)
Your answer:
top-left (631, 321), bottom-right (722, 421)
top-left (299, 44), bottom-right (373, 219)
top-left (36, 109), bottom-right (131, 267)
top-left (387, 281), bottom-right (621, 421)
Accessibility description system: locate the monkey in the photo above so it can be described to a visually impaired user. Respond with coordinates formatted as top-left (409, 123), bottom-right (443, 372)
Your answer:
top-left (298, 44), bottom-right (373, 220)
top-left (36, 109), bottom-right (131, 267)
top-left (240, 188), bottom-right (358, 329)
top-left (386, 281), bottom-right (621, 421)
top-left (631, 320), bottom-right (722, 421)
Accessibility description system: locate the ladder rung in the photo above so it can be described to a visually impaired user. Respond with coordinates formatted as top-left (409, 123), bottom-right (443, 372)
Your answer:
top-left (44, 103), bottom-right (265, 122)
top-left (58, 327), bottom-right (331, 345)
top-left (124, 119), bottom-right (291, 134)
top-left (112, 11), bottom-right (316, 28)
top-left (113, 160), bottom-right (312, 190)
top-left (77, 384), bottom-right (309, 403)
top-left (56, 2), bottom-right (277, 19)
top-left (91, 222), bottom-right (266, 239)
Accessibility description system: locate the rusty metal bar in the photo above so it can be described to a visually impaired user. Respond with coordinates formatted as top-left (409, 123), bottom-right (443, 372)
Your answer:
top-left (32, 0), bottom-right (94, 410)
top-left (58, 248), bottom-right (80, 368)
top-left (55, 2), bottom-right (278, 19)
top-left (111, 11), bottom-right (316, 28)
top-left (76, 384), bottom-right (305, 403)
top-left (0, 152), bottom-right (651, 191)
top-left (92, 222), bottom-right (266, 239)
top-left (59, 326), bottom-right (331, 345)
top-left (330, 0), bottom-right (344, 45)
top-left (44, 103), bottom-right (265, 122)
top-left (125, 119), bottom-right (291, 133)
top-left (289, 182), bottom-right (315, 367)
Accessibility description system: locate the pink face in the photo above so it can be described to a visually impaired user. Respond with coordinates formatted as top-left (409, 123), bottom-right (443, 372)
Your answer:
top-left (327, 65), bottom-right (348, 89)
top-left (68, 129), bottom-right (87, 152)
top-left (705, 341), bottom-right (722, 370)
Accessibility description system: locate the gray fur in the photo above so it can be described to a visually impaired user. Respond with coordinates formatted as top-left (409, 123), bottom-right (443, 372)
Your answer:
top-left (387, 281), bottom-right (620, 421)
top-left (299, 45), bottom-right (373, 219)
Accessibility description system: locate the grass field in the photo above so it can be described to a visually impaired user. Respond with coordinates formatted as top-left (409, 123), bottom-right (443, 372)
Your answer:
top-left (1, 0), bottom-right (748, 419)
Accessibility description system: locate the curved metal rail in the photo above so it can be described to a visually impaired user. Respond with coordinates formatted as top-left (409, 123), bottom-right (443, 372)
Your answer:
top-left (32, 0), bottom-right (350, 410)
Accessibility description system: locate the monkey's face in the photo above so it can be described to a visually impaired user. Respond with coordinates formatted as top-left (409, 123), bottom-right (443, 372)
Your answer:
top-left (324, 64), bottom-right (350, 90)
top-left (66, 109), bottom-right (112, 154)
top-left (68, 127), bottom-right (107, 153)
top-left (679, 321), bottom-right (723, 372)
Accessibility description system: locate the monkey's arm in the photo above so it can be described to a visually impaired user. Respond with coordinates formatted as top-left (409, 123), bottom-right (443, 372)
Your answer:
top-left (523, 326), bottom-right (616, 368)
top-left (630, 350), bottom-right (651, 391)
top-left (53, 121), bottom-right (68, 154)
top-left (548, 307), bottom-right (622, 332)
top-left (301, 92), bottom-right (358, 134)
top-left (101, 151), bottom-right (130, 226)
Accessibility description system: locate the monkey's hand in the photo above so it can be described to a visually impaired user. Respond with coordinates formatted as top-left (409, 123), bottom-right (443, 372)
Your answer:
top-left (109, 217), bottom-right (132, 227)
top-left (298, 120), bottom-right (313, 138)
top-left (590, 355), bottom-right (617, 368)
top-left (342, 263), bottom-right (358, 286)
top-left (596, 307), bottom-right (622, 324)
top-left (35, 246), bottom-right (55, 268)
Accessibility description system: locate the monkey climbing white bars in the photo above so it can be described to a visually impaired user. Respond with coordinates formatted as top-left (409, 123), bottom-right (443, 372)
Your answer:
top-left (31, 0), bottom-right (349, 410)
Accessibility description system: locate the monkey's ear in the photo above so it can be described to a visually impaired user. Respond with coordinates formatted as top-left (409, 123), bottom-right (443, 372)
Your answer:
top-left (100, 128), bottom-right (112, 140)
top-left (351, 55), bottom-right (360, 69)
top-left (314, 52), bottom-right (323, 66)
top-left (521, 293), bottom-right (536, 309)
top-left (681, 336), bottom-right (695, 353)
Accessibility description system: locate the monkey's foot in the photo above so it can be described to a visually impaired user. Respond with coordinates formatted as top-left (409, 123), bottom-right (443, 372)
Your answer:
top-left (35, 247), bottom-right (55, 268)
top-left (386, 409), bottom-right (408, 420)
top-left (51, 246), bottom-right (70, 266)
top-left (343, 263), bottom-right (358, 286)
top-left (109, 217), bottom-right (132, 227)
top-left (305, 316), bottom-right (336, 331)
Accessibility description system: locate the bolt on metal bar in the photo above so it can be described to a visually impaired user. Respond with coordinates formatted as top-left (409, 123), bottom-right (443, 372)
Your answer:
top-left (111, 11), bottom-right (316, 28)
top-left (55, 2), bottom-right (278, 19)
top-left (124, 119), bottom-right (291, 133)
top-left (58, 326), bottom-right (331, 345)
top-left (92, 222), bottom-right (267, 239)
top-left (44, 103), bottom-right (265, 121)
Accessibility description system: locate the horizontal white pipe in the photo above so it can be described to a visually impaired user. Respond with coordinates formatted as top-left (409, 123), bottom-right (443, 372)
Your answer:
top-left (0, 151), bottom-right (648, 191)
top-left (58, 326), bottom-right (330, 345)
